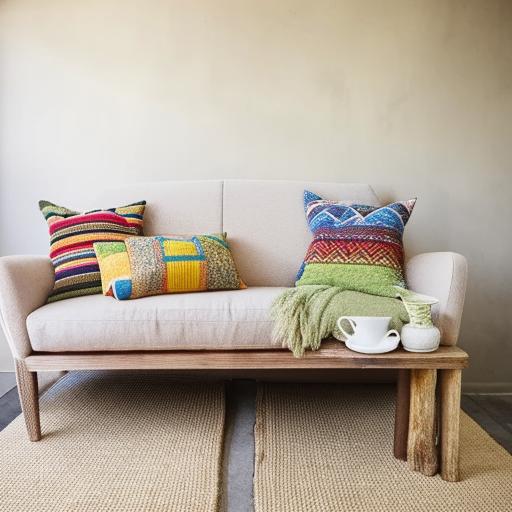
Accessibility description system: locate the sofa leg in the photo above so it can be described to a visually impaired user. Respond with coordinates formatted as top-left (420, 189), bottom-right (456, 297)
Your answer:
top-left (407, 369), bottom-right (438, 476)
top-left (394, 369), bottom-right (410, 460)
top-left (15, 359), bottom-right (41, 441)
top-left (439, 369), bottom-right (462, 482)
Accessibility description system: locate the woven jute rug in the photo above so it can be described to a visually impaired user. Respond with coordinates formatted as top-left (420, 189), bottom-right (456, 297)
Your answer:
top-left (254, 384), bottom-right (512, 512)
top-left (0, 372), bottom-right (225, 512)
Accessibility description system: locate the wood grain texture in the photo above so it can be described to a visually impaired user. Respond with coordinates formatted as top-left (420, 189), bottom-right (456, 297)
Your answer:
top-left (14, 359), bottom-right (41, 441)
top-left (24, 342), bottom-right (469, 372)
top-left (393, 369), bottom-right (410, 460)
top-left (408, 369), bottom-right (438, 476)
top-left (439, 369), bottom-right (462, 481)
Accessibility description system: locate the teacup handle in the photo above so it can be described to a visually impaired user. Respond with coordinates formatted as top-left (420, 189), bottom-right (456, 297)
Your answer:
top-left (384, 329), bottom-right (400, 342)
top-left (337, 317), bottom-right (357, 340)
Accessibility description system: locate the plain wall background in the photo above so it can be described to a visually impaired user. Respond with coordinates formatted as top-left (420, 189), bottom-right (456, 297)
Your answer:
top-left (0, 0), bottom-right (510, 389)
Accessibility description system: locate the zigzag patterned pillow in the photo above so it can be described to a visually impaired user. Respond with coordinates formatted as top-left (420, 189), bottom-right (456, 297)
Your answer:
top-left (39, 200), bottom-right (146, 302)
top-left (296, 191), bottom-right (416, 297)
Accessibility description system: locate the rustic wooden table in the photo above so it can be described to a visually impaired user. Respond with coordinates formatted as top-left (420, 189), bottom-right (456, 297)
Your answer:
top-left (22, 340), bottom-right (469, 481)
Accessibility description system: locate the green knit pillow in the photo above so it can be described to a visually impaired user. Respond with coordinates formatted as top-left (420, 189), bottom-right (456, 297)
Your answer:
top-left (296, 191), bottom-right (416, 297)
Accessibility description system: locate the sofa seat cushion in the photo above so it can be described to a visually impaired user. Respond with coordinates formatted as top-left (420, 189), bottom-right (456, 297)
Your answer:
top-left (26, 287), bottom-right (287, 352)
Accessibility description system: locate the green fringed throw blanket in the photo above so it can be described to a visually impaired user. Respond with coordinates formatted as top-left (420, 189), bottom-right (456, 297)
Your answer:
top-left (271, 286), bottom-right (410, 357)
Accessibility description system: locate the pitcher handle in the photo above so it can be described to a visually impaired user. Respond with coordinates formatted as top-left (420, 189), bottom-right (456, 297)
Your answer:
top-left (337, 317), bottom-right (357, 340)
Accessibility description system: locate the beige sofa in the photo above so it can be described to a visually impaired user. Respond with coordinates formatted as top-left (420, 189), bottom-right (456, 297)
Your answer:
top-left (0, 180), bottom-right (468, 445)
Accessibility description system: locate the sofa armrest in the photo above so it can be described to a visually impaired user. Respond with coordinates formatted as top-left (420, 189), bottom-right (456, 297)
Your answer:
top-left (405, 252), bottom-right (468, 346)
top-left (0, 255), bottom-right (54, 359)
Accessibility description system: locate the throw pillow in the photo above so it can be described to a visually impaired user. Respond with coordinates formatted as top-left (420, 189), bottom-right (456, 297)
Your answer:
top-left (94, 233), bottom-right (245, 300)
top-left (296, 191), bottom-right (416, 297)
top-left (39, 200), bottom-right (146, 302)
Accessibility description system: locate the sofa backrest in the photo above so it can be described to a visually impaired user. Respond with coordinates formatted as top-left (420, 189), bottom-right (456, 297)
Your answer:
top-left (100, 180), bottom-right (380, 287)
top-left (98, 180), bottom-right (224, 235)
top-left (223, 180), bottom-right (380, 286)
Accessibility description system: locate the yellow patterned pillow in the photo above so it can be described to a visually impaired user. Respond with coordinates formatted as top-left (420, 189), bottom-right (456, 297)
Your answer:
top-left (93, 242), bottom-right (132, 297)
top-left (94, 234), bottom-right (245, 300)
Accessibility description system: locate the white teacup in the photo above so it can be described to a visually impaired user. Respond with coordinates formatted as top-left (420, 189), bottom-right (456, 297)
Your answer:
top-left (336, 316), bottom-right (400, 349)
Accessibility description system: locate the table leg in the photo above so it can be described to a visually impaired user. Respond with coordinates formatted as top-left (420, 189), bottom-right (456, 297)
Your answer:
top-left (15, 359), bottom-right (41, 441)
top-left (394, 369), bottom-right (410, 460)
top-left (407, 369), bottom-right (438, 476)
top-left (439, 368), bottom-right (462, 482)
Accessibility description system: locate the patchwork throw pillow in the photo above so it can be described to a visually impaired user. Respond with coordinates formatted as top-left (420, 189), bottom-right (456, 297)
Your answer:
top-left (39, 200), bottom-right (146, 302)
top-left (296, 191), bottom-right (416, 297)
top-left (94, 233), bottom-right (245, 300)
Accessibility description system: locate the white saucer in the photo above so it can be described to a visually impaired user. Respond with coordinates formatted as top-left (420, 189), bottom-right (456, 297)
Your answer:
top-left (345, 336), bottom-right (400, 354)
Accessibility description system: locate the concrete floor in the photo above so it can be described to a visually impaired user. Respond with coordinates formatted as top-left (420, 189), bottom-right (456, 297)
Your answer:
top-left (222, 380), bottom-right (257, 512)
top-left (0, 372), bottom-right (16, 397)
top-left (0, 374), bottom-right (511, 511)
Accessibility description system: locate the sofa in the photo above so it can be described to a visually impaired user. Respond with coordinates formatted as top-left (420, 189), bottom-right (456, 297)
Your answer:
top-left (0, 180), bottom-right (468, 478)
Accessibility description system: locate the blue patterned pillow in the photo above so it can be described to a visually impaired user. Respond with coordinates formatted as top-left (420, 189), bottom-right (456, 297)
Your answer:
top-left (296, 191), bottom-right (416, 297)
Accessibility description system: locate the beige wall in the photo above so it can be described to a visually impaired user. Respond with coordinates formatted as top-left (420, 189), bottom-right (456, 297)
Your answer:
top-left (0, 0), bottom-right (511, 389)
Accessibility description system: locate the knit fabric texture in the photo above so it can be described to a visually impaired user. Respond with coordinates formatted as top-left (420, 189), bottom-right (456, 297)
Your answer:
top-left (296, 190), bottom-right (416, 298)
top-left (254, 384), bottom-right (512, 512)
top-left (271, 285), bottom-right (409, 357)
top-left (39, 200), bottom-right (146, 303)
top-left (94, 233), bottom-right (245, 300)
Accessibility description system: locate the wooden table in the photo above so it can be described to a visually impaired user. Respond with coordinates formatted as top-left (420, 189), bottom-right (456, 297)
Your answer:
top-left (23, 341), bottom-right (469, 480)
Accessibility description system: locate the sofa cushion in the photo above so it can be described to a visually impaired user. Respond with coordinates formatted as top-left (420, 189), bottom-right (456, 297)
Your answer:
top-left (26, 287), bottom-right (286, 352)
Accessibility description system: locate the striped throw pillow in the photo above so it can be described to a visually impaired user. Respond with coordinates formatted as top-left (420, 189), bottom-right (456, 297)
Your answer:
top-left (39, 200), bottom-right (146, 302)
top-left (296, 191), bottom-right (416, 298)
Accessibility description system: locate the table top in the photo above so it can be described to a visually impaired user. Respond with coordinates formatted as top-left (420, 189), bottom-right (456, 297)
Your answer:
top-left (26, 340), bottom-right (469, 371)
